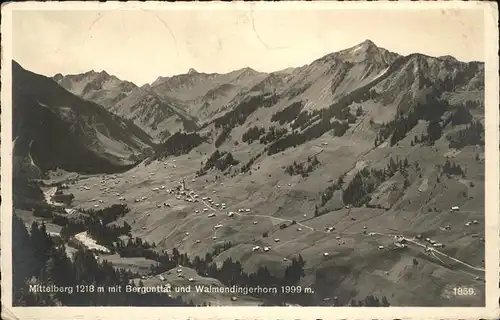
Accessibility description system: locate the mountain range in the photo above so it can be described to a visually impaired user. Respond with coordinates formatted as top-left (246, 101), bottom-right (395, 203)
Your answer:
top-left (52, 40), bottom-right (483, 142)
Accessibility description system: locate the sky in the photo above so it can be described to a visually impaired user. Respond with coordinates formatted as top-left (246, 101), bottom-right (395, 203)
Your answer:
top-left (11, 3), bottom-right (486, 86)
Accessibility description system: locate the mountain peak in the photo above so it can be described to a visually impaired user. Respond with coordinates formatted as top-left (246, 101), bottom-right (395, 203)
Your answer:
top-left (241, 67), bottom-right (257, 73)
top-left (84, 69), bottom-right (110, 77)
top-left (438, 55), bottom-right (458, 62)
top-left (345, 39), bottom-right (379, 55)
top-left (236, 67), bottom-right (260, 77)
top-left (358, 39), bottom-right (377, 48)
top-left (188, 68), bottom-right (198, 75)
top-left (327, 39), bottom-right (399, 66)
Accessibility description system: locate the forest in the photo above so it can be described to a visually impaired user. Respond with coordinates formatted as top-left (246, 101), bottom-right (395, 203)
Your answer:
top-left (155, 131), bottom-right (205, 159)
top-left (316, 157), bottom-right (412, 213)
top-left (196, 149), bottom-right (239, 176)
top-left (12, 216), bottom-right (189, 306)
top-left (447, 120), bottom-right (484, 149)
top-left (285, 155), bottom-right (321, 177)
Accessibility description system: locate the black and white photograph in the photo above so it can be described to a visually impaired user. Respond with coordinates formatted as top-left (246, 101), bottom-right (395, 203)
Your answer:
top-left (1, 2), bottom-right (499, 319)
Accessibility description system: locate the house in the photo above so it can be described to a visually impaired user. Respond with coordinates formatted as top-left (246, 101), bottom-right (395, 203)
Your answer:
top-left (51, 193), bottom-right (74, 205)
top-left (64, 208), bottom-right (77, 215)
top-left (394, 242), bottom-right (408, 249)
top-left (396, 238), bottom-right (408, 245)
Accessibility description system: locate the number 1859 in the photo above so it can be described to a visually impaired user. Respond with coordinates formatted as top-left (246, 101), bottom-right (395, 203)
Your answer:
top-left (453, 287), bottom-right (476, 296)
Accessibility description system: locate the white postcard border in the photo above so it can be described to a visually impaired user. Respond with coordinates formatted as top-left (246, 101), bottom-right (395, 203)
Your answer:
top-left (1, 1), bottom-right (499, 319)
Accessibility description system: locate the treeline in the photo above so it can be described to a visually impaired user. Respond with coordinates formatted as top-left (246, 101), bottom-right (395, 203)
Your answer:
top-left (290, 111), bottom-right (317, 130)
top-left (442, 159), bottom-right (465, 177)
top-left (267, 119), bottom-right (348, 155)
top-left (213, 93), bottom-right (279, 130)
top-left (450, 104), bottom-right (473, 126)
top-left (265, 88), bottom-right (372, 155)
top-left (312, 156), bottom-right (412, 212)
top-left (375, 93), bottom-right (449, 147)
top-left (154, 131), bottom-right (205, 159)
top-left (32, 203), bottom-right (60, 218)
top-left (242, 126), bottom-right (266, 144)
top-left (270, 101), bottom-right (304, 125)
top-left (215, 71), bottom-right (383, 153)
top-left (410, 120), bottom-right (443, 146)
top-left (12, 216), bottom-right (188, 306)
top-left (447, 120), bottom-right (484, 149)
top-left (215, 126), bottom-right (232, 148)
top-left (58, 216), bottom-right (131, 250)
top-left (196, 149), bottom-right (239, 176)
top-left (241, 125), bottom-right (289, 147)
top-left (150, 243), bottom-right (234, 275)
top-left (285, 155), bottom-right (320, 177)
top-left (52, 204), bottom-right (133, 250)
top-left (79, 204), bottom-right (130, 225)
top-left (319, 175), bottom-right (345, 208)
top-left (437, 62), bottom-right (483, 92)
top-left (342, 157), bottom-right (410, 207)
top-left (259, 126), bottom-right (289, 144)
top-left (240, 153), bottom-right (262, 174)
top-left (114, 237), bottom-right (158, 259)
top-left (212, 92), bottom-right (280, 147)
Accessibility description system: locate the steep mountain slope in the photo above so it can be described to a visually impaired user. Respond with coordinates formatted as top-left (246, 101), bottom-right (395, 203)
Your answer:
top-left (12, 61), bottom-right (154, 175)
top-left (277, 39), bottom-right (401, 111)
top-left (53, 70), bottom-right (138, 108)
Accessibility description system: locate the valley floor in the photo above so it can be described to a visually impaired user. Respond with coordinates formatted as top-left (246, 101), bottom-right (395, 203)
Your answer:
top-left (36, 138), bottom-right (485, 307)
